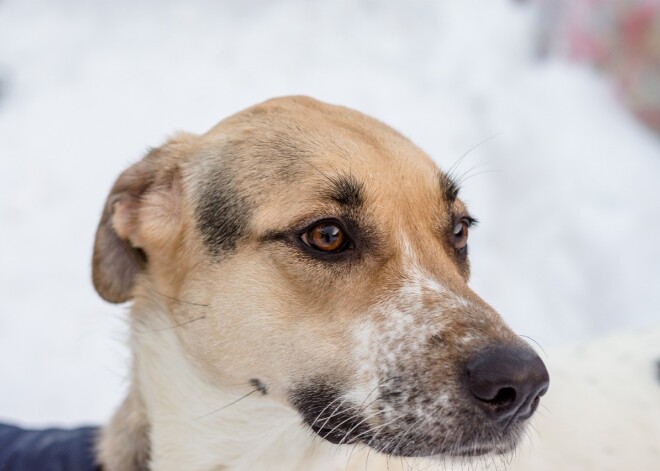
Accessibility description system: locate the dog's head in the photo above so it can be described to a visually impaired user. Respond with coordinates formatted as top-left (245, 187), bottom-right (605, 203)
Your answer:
top-left (93, 96), bottom-right (548, 458)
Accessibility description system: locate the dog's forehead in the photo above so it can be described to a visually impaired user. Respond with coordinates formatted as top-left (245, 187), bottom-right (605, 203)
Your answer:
top-left (207, 97), bottom-right (433, 168)
top-left (207, 97), bottom-right (456, 200)
top-left (193, 96), bottom-right (462, 253)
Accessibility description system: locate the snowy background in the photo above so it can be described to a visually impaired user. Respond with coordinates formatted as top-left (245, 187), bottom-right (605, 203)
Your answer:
top-left (1, 0), bottom-right (659, 427)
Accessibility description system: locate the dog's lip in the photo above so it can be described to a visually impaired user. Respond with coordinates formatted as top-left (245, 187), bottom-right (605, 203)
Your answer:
top-left (303, 409), bottom-right (375, 445)
top-left (308, 422), bottom-right (369, 445)
top-left (443, 430), bottom-right (518, 458)
top-left (368, 425), bottom-right (521, 458)
top-left (302, 407), bottom-right (524, 455)
top-left (373, 440), bottom-right (504, 458)
top-left (381, 440), bottom-right (514, 458)
top-left (306, 418), bottom-right (518, 457)
top-left (291, 382), bottom-right (375, 446)
top-left (446, 441), bottom-right (515, 457)
top-left (448, 447), bottom-right (496, 457)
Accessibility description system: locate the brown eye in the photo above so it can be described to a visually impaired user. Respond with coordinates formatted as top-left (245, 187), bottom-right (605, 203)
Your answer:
top-left (453, 219), bottom-right (469, 250)
top-left (302, 222), bottom-right (347, 252)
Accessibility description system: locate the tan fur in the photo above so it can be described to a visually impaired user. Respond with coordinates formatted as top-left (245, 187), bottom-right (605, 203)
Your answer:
top-left (93, 96), bottom-right (540, 470)
top-left (97, 381), bottom-right (150, 471)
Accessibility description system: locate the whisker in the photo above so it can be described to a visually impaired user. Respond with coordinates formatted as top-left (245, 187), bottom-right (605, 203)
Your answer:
top-left (316, 395), bottom-right (352, 432)
top-left (314, 379), bottom-right (385, 433)
top-left (446, 133), bottom-right (501, 183)
top-left (193, 388), bottom-right (260, 421)
top-left (456, 169), bottom-right (502, 185)
top-left (352, 412), bottom-right (405, 445)
top-left (324, 396), bottom-right (380, 445)
top-left (360, 411), bottom-right (409, 469)
top-left (381, 414), bottom-right (419, 458)
top-left (336, 407), bottom-right (385, 447)
top-left (527, 421), bottom-right (541, 440)
top-left (136, 314), bottom-right (208, 333)
top-left (310, 394), bottom-right (345, 430)
top-left (149, 289), bottom-right (209, 307)
top-left (521, 426), bottom-right (535, 454)
top-left (452, 156), bottom-right (492, 185)
top-left (302, 159), bottom-right (335, 185)
top-left (518, 334), bottom-right (548, 359)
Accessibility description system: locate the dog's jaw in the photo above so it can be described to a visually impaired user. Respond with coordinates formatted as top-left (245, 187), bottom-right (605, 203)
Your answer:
top-left (107, 295), bottom-right (392, 471)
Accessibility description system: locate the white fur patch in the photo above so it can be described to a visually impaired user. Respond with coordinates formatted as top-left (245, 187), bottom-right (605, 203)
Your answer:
top-left (349, 247), bottom-right (473, 431)
top-left (131, 299), bottom-right (411, 471)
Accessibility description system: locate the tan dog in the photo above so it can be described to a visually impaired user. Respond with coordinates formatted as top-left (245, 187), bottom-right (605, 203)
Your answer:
top-left (92, 96), bottom-right (549, 471)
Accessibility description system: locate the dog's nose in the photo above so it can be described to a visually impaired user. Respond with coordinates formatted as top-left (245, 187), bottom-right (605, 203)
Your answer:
top-left (466, 345), bottom-right (549, 425)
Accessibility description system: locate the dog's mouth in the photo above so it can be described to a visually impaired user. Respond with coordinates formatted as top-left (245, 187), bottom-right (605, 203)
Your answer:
top-left (307, 417), bottom-right (372, 445)
top-left (303, 416), bottom-right (520, 458)
top-left (290, 382), bottom-right (526, 457)
top-left (290, 382), bottom-right (377, 446)
top-left (369, 428), bottom-right (522, 458)
top-left (291, 384), bottom-right (374, 445)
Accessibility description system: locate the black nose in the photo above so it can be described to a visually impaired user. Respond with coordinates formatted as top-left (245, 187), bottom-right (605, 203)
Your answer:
top-left (466, 345), bottom-right (549, 425)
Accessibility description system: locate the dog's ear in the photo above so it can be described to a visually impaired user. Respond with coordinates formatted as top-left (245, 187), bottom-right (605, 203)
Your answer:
top-left (92, 135), bottom-right (193, 303)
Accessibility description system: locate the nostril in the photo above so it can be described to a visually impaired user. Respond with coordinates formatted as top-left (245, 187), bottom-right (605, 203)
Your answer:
top-left (529, 395), bottom-right (540, 413)
top-left (490, 387), bottom-right (516, 408)
top-left (469, 384), bottom-right (519, 417)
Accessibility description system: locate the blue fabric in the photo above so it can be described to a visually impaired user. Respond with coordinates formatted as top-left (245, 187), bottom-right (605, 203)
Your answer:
top-left (0, 423), bottom-right (100, 471)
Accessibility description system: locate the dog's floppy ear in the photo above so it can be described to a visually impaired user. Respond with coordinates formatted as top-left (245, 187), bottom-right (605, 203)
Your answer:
top-left (92, 135), bottom-right (192, 303)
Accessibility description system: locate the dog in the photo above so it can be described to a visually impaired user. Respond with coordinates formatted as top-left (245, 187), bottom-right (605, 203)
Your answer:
top-left (88, 96), bottom-right (549, 471)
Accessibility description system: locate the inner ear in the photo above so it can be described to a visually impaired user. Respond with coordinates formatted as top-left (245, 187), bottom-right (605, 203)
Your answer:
top-left (131, 169), bottom-right (184, 251)
top-left (111, 194), bottom-right (141, 241)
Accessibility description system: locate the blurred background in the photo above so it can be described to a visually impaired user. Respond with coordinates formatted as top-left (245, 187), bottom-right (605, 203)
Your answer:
top-left (1, 0), bottom-right (659, 427)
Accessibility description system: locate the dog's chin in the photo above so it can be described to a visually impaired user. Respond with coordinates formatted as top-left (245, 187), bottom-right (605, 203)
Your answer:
top-left (420, 443), bottom-right (517, 460)
top-left (303, 427), bottom-right (520, 459)
top-left (300, 411), bottom-right (524, 459)
top-left (362, 431), bottom-right (521, 459)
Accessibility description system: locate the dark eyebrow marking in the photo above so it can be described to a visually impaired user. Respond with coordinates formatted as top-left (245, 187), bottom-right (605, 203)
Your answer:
top-left (326, 174), bottom-right (364, 208)
top-left (440, 173), bottom-right (460, 203)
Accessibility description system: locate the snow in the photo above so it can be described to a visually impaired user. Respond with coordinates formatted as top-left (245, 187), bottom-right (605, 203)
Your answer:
top-left (0, 0), bottom-right (658, 427)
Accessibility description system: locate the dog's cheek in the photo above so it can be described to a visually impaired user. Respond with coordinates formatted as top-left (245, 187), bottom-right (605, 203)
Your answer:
top-left (167, 256), bottom-right (354, 394)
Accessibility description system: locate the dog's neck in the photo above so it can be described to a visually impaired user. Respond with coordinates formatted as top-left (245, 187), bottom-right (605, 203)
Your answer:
top-left (101, 298), bottom-right (384, 471)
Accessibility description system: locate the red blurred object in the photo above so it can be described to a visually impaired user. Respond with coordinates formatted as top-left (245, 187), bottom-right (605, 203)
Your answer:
top-left (536, 0), bottom-right (660, 133)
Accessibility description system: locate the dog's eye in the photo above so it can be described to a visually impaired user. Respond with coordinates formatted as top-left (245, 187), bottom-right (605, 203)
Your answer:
top-left (452, 219), bottom-right (470, 250)
top-left (301, 221), bottom-right (347, 252)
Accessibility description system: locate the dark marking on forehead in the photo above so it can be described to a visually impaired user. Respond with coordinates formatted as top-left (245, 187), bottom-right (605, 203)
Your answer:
top-left (656, 359), bottom-right (660, 385)
top-left (196, 165), bottom-right (251, 257)
top-left (440, 173), bottom-right (460, 203)
top-left (327, 174), bottom-right (364, 209)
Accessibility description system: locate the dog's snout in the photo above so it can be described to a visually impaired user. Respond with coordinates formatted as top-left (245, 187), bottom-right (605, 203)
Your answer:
top-left (466, 345), bottom-right (549, 425)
